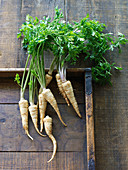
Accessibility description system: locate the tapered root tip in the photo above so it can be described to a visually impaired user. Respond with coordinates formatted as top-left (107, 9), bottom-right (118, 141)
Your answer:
top-left (36, 127), bottom-right (46, 137)
top-left (77, 112), bottom-right (82, 118)
top-left (61, 121), bottom-right (67, 127)
top-left (64, 123), bottom-right (67, 127)
top-left (40, 124), bottom-right (43, 133)
top-left (47, 158), bottom-right (53, 163)
top-left (65, 99), bottom-right (70, 106)
top-left (26, 131), bottom-right (33, 140)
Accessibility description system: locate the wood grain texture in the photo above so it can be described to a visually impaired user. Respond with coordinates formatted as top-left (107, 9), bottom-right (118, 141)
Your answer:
top-left (66, 0), bottom-right (128, 169)
top-left (0, 152), bottom-right (87, 170)
top-left (0, 76), bottom-right (84, 104)
top-left (85, 70), bottom-right (95, 170)
top-left (0, 0), bottom-right (128, 169)
top-left (0, 0), bottom-right (65, 68)
top-left (0, 104), bottom-right (86, 152)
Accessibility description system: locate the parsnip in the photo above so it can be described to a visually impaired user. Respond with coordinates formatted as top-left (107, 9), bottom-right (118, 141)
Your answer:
top-left (56, 73), bottom-right (70, 106)
top-left (62, 80), bottom-right (82, 118)
top-left (29, 104), bottom-right (46, 137)
top-left (19, 99), bottom-right (33, 140)
top-left (39, 93), bottom-right (47, 132)
top-left (45, 73), bottom-right (53, 87)
top-left (44, 116), bottom-right (57, 163)
top-left (42, 88), bottom-right (67, 126)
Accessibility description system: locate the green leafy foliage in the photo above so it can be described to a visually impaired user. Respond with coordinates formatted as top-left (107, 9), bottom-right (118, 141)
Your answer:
top-left (14, 74), bottom-right (21, 87)
top-left (17, 7), bottom-right (128, 84)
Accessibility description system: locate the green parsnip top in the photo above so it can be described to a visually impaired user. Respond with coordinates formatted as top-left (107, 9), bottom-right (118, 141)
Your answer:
top-left (17, 7), bottom-right (128, 85)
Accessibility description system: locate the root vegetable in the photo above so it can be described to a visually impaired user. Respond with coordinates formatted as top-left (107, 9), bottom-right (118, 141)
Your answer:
top-left (19, 99), bottom-right (33, 140)
top-left (42, 88), bottom-right (67, 126)
top-left (39, 93), bottom-right (47, 132)
top-left (44, 116), bottom-right (57, 163)
top-left (29, 105), bottom-right (46, 137)
top-left (56, 73), bottom-right (70, 106)
top-left (45, 73), bottom-right (52, 87)
top-left (62, 80), bottom-right (82, 118)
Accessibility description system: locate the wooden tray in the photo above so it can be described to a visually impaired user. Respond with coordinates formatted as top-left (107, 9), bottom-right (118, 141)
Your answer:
top-left (0, 68), bottom-right (95, 170)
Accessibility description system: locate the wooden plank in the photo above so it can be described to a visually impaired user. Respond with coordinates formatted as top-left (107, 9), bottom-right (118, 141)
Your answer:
top-left (0, 68), bottom-right (87, 78)
top-left (0, 152), bottom-right (87, 170)
top-left (0, 104), bottom-right (86, 152)
top-left (0, 0), bottom-right (21, 68)
top-left (85, 69), bottom-right (95, 170)
top-left (66, 0), bottom-right (128, 35)
top-left (0, 0), bottom-right (65, 68)
top-left (0, 77), bottom-right (84, 104)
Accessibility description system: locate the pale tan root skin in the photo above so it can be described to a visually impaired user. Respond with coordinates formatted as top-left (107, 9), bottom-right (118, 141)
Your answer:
top-left (44, 116), bottom-right (57, 163)
top-left (39, 93), bottom-right (47, 132)
top-left (29, 105), bottom-right (46, 137)
top-left (19, 99), bottom-right (33, 140)
top-left (62, 80), bottom-right (82, 118)
top-left (42, 89), bottom-right (67, 126)
top-left (45, 74), bottom-right (53, 87)
top-left (56, 74), bottom-right (70, 106)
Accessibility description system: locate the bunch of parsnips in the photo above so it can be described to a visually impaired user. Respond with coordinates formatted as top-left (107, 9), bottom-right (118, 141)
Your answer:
top-left (15, 7), bottom-right (128, 162)
top-left (15, 8), bottom-right (82, 163)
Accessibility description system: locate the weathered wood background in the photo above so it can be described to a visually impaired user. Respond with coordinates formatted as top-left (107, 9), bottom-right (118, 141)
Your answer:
top-left (0, 0), bottom-right (128, 169)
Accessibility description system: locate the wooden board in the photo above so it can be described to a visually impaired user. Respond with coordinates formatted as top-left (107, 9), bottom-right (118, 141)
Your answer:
top-left (0, 76), bottom-right (84, 104)
top-left (0, 104), bottom-right (86, 152)
top-left (0, 0), bottom-right (65, 68)
top-left (0, 152), bottom-right (87, 170)
top-left (1, 0), bottom-right (128, 169)
top-left (0, 69), bottom-right (94, 169)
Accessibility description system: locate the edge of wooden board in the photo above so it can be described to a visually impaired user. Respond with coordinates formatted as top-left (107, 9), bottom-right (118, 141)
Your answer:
top-left (0, 68), bottom-right (91, 78)
top-left (85, 69), bottom-right (96, 170)
top-left (0, 67), bottom-right (96, 169)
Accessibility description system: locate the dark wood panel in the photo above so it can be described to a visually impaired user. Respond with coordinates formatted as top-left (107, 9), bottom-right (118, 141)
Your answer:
top-left (0, 68), bottom-right (86, 77)
top-left (0, 0), bottom-right (21, 68)
top-left (85, 69), bottom-right (95, 170)
top-left (0, 104), bottom-right (86, 151)
top-left (0, 0), bottom-right (65, 68)
top-left (67, 0), bottom-right (128, 35)
top-left (0, 152), bottom-right (87, 170)
top-left (0, 76), bottom-right (84, 104)
top-left (1, 0), bottom-right (128, 169)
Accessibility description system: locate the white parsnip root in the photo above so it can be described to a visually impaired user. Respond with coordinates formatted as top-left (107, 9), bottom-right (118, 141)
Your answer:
top-left (29, 105), bottom-right (46, 137)
top-left (62, 80), bottom-right (82, 118)
top-left (45, 73), bottom-right (53, 87)
top-left (19, 99), bottom-right (33, 140)
top-left (44, 116), bottom-right (57, 163)
top-left (39, 93), bottom-right (47, 132)
top-left (56, 73), bottom-right (70, 106)
top-left (42, 88), bottom-right (67, 126)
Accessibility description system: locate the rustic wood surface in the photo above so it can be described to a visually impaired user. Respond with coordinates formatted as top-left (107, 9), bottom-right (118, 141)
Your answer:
top-left (0, 74), bottom-right (87, 169)
top-left (0, 76), bottom-right (84, 104)
top-left (85, 70), bottom-right (95, 170)
top-left (0, 104), bottom-right (86, 152)
top-left (0, 0), bottom-right (128, 169)
top-left (0, 152), bottom-right (86, 170)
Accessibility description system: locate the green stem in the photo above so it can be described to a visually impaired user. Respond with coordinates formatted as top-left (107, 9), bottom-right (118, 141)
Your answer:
top-left (29, 73), bottom-right (36, 105)
top-left (49, 56), bottom-right (58, 75)
top-left (20, 56), bottom-right (35, 99)
top-left (40, 45), bottom-right (44, 76)
top-left (41, 50), bottom-right (46, 89)
top-left (29, 73), bottom-right (33, 105)
top-left (21, 54), bottom-right (31, 89)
